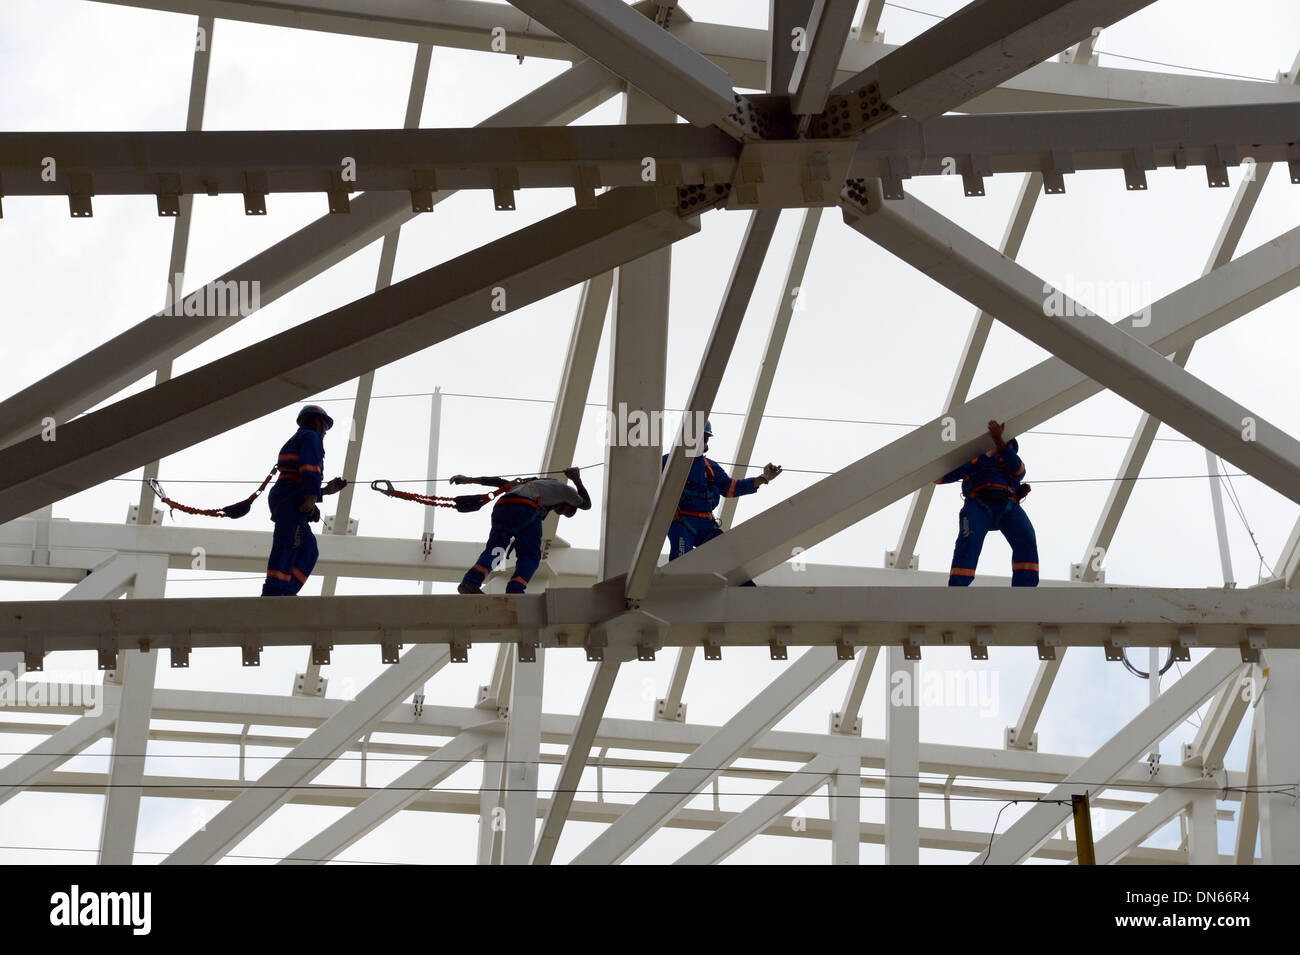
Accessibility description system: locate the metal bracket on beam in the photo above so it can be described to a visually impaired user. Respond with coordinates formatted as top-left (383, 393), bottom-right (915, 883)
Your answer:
top-left (1104, 627), bottom-right (1128, 662)
top-left (1069, 562), bottom-right (1105, 583)
top-left (243, 171), bottom-right (268, 215)
top-left (574, 165), bottom-right (600, 209)
top-left (1172, 626), bottom-right (1196, 663)
top-left (310, 639), bottom-right (332, 667)
top-left (67, 172), bottom-right (94, 218)
top-left (585, 628), bottom-right (607, 663)
top-left (1204, 144), bottom-right (1239, 188)
top-left (322, 515), bottom-right (357, 535)
top-left (380, 629), bottom-right (402, 665)
top-left (156, 173), bottom-right (181, 217)
top-left (1037, 625), bottom-right (1061, 661)
top-left (903, 625), bottom-right (924, 661)
top-left (1004, 726), bottom-right (1038, 751)
top-left (242, 636), bottom-right (263, 667)
top-left (127, 504), bottom-right (164, 526)
top-left (171, 631), bottom-right (191, 668)
top-left (327, 171), bottom-right (351, 214)
top-left (97, 632), bottom-right (118, 671)
top-left (735, 161), bottom-right (764, 206)
top-left (961, 154), bottom-right (991, 198)
top-left (769, 625), bottom-right (791, 661)
top-left (829, 711), bottom-right (862, 735)
top-left (884, 549), bottom-right (918, 570)
top-left (703, 624), bottom-right (724, 661)
top-left (1123, 147), bottom-right (1156, 192)
top-left (450, 629), bottom-right (471, 663)
top-left (835, 624), bottom-right (859, 661)
top-left (492, 167), bottom-right (520, 211)
top-left (410, 168), bottom-right (437, 213)
top-left (25, 635), bottom-right (43, 673)
top-left (881, 155), bottom-right (910, 200)
top-left (970, 625), bottom-right (991, 661)
top-left (801, 152), bottom-right (832, 203)
top-left (636, 627), bottom-right (663, 662)
top-left (517, 629), bottom-right (539, 664)
top-left (655, 698), bottom-right (687, 722)
top-left (1240, 627), bottom-right (1266, 663)
top-left (294, 670), bottom-right (327, 697)
top-left (1042, 149), bottom-right (1074, 195)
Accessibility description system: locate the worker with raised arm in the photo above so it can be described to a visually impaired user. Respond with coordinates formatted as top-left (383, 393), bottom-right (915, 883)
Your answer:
top-left (663, 420), bottom-right (781, 585)
top-left (456, 466), bottom-right (591, 594)
top-left (262, 404), bottom-right (347, 596)
top-left (935, 419), bottom-right (1038, 587)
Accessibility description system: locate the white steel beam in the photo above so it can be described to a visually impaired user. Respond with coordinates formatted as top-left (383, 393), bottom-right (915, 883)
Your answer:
top-left (164, 644), bottom-right (451, 863)
top-left (787, 0), bottom-right (858, 116)
top-left (0, 186), bottom-right (698, 523)
top-left (281, 727), bottom-right (492, 864)
top-left (573, 646), bottom-right (845, 864)
top-left (830, 755), bottom-right (860, 864)
top-left (97, 554), bottom-right (167, 865)
top-left (508, 0), bottom-right (738, 128)
top-left (768, 0), bottom-right (816, 94)
top-left (885, 645), bottom-right (919, 864)
top-left (1188, 792), bottom-right (1219, 865)
top-left (974, 648), bottom-right (1243, 864)
top-left (1091, 788), bottom-right (1184, 865)
top-left (502, 651), bottom-right (545, 864)
top-left (673, 753), bottom-right (836, 864)
top-left (1233, 723), bottom-right (1259, 865)
top-left (828, 0), bottom-right (1158, 124)
top-left (719, 206), bottom-right (823, 531)
top-left (533, 661), bottom-right (620, 864)
top-left (833, 646), bottom-right (879, 735)
top-left (0, 57), bottom-right (623, 451)
top-left (626, 209), bottom-right (781, 601)
top-left (1255, 651), bottom-right (1300, 862)
top-left (478, 735), bottom-right (507, 865)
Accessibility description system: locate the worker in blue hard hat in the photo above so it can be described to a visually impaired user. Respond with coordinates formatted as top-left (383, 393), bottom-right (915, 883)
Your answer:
top-left (935, 419), bottom-right (1038, 587)
top-left (662, 419), bottom-right (781, 585)
top-left (261, 404), bottom-right (348, 596)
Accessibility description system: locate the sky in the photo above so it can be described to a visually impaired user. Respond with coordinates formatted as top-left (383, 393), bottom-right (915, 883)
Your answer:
top-left (1, 0), bottom-right (1298, 864)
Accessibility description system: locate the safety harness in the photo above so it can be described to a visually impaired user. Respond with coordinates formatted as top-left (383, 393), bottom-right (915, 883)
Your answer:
top-left (370, 479), bottom-right (530, 513)
top-left (147, 466), bottom-right (279, 520)
top-left (674, 459), bottom-right (719, 524)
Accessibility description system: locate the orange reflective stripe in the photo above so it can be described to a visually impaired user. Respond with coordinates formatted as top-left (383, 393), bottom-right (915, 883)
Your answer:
top-left (511, 576), bottom-right (528, 585)
top-left (266, 569), bottom-right (292, 581)
top-left (949, 567), bottom-right (976, 577)
top-left (299, 465), bottom-right (322, 473)
top-left (471, 564), bottom-right (490, 575)
top-left (499, 495), bottom-right (541, 510)
top-left (675, 509), bottom-right (715, 521)
top-left (278, 453), bottom-right (299, 460)
top-left (292, 568), bottom-right (309, 582)
top-left (1011, 562), bottom-right (1038, 570)
top-left (728, 479), bottom-right (737, 496)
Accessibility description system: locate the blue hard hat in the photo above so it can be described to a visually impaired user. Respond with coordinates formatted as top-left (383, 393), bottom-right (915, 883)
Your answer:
top-left (704, 420), bottom-right (714, 437)
top-left (297, 404), bottom-right (334, 431)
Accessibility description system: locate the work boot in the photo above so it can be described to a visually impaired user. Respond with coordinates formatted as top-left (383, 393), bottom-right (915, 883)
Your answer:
top-left (457, 581), bottom-right (483, 595)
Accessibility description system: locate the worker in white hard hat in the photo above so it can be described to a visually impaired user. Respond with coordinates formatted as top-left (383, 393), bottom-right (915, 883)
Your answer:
top-left (662, 419), bottom-right (781, 585)
top-left (261, 404), bottom-right (347, 596)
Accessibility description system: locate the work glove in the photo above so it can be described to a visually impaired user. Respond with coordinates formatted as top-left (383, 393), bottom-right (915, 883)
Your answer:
top-left (563, 466), bottom-right (581, 481)
top-left (1015, 483), bottom-right (1032, 502)
top-left (309, 505), bottom-right (321, 522)
top-left (761, 463), bottom-right (783, 483)
top-left (298, 494), bottom-right (318, 515)
top-left (323, 477), bottom-right (347, 495)
top-left (450, 474), bottom-right (472, 485)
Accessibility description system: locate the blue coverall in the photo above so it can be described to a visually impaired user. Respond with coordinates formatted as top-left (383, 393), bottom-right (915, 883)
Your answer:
top-left (262, 426), bottom-right (325, 596)
top-left (663, 454), bottom-right (760, 585)
top-left (936, 438), bottom-right (1038, 587)
top-left (461, 497), bottom-right (548, 594)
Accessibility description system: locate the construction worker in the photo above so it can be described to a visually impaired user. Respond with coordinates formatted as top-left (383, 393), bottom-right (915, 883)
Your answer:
top-left (261, 405), bottom-right (347, 596)
top-left (664, 420), bottom-right (781, 585)
top-left (455, 467), bottom-right (591, 594)
top-left (935, 419), bottom-right (1038, 587)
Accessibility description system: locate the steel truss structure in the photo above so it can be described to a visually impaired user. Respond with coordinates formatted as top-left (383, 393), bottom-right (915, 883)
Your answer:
top-left (1, 0), bottom-right (1299, 865)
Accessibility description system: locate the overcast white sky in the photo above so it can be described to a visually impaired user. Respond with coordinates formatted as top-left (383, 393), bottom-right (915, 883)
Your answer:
top-left (1, 0), bottom-right (1298, 864)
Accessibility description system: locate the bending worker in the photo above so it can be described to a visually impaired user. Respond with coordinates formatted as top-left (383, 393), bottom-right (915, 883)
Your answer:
top-left (664, 420), bottom-right (781, 585)
top-left (262, 404), bottom-right (347, 596)
top-left (456, 467), bottom-right (590, 594)
top-left (935, 419), bottom-right (1037, 587)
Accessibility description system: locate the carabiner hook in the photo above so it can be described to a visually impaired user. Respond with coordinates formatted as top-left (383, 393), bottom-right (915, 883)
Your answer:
top-left (370, 479), bottom-right (395, 496)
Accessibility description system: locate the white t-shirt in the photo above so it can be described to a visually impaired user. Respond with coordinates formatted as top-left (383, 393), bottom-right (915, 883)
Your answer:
top-left (510, 478), bottom-right (583, 509)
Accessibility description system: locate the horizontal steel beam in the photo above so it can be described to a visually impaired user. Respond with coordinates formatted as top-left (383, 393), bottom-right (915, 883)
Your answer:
top-left (851, 103), bottom-right (1300, 189)
top-left (3, 586), bottom-right (1297, 657)
top-left (0, 126), bottom-right (740, 203)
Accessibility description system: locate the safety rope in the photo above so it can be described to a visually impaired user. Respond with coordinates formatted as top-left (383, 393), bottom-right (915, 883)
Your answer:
top-left (148, 466), bottom-right (278, 520)
top-left (369, 478), bottom-right (533, 513)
